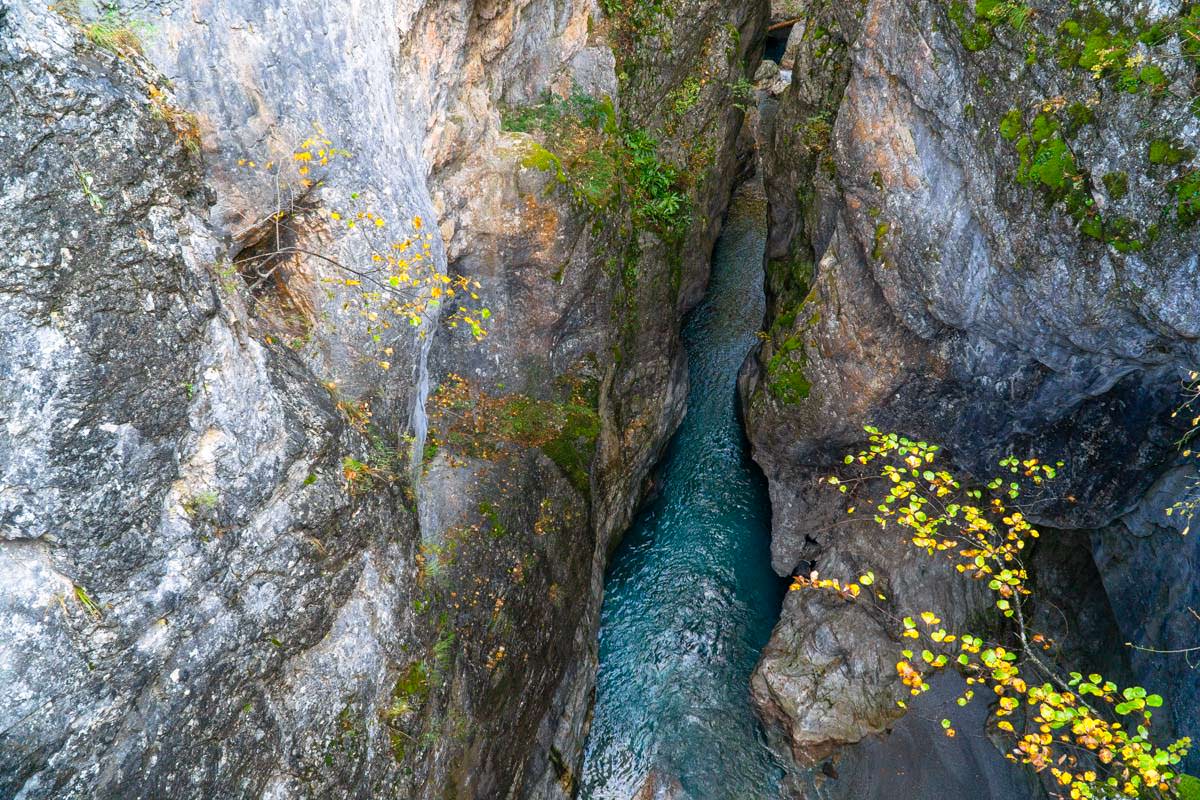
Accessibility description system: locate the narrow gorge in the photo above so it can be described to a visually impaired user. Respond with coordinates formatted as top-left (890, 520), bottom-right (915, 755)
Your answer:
top-left (579, 183), bottom-right (784, 800)
top-left (1, 1), bottom-right (1198, 799)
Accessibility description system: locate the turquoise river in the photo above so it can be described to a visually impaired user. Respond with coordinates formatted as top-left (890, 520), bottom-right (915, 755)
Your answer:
top-left (579, 185), bottom-right (787, 799)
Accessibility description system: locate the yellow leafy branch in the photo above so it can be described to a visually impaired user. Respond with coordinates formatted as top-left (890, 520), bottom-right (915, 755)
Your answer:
top-left (794, 427), bottom-right (1193, 799)
top-left (229, 124), bottom-right (491, 368)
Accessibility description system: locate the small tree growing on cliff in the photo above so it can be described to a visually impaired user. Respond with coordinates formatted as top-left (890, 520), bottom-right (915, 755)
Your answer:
top-left (796, 428), bottom-right (1194, 799)
top-left (229, 126), bottom-right (490, 368)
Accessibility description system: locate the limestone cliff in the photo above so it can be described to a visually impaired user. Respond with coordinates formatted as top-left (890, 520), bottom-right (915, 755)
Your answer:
top-left (0, 0), bottom-right (766, 797)
top-left (743, 0), bottom-right (1200, 793)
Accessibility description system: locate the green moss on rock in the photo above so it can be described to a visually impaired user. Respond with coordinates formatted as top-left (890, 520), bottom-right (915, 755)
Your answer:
top-left (1172, 171), bottom-right (1200, 225)
top-left (766, 334), bottom-right (812, 404)
top-left (429, 377), bottom-right (601, 496)
top-left (872, 221), bottom-right (891, 261)
top-left (999, 108), bottom-right (1023, 141)
top-left (1102, 171), bottom-right (1129, 200)
top-left (499, 397), bottom-right (600, 495)
top-left (1149, 138), bottom-right (1195, 166)
top-left (521, 142), bottom-right (564, 175)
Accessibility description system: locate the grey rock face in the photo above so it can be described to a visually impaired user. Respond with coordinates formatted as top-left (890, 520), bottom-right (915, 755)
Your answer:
top-left (1, 7), bottom-right (405, 799)
top-left (1092, 466), bottom-right (1200, 772)
top-left (778, 23), bottom-right (803, 72)
top-left (796, 673), bottom-right (1042, 800)
top-left (745, 0), bottom-right (1200, 789)
top-left (0, 0), bottom-right (766, 797)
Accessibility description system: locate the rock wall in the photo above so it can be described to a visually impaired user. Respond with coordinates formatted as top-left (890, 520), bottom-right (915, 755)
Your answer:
top-left (743, 0), bottom-right (1200, 791)
top-left (0, 0), bottom-right (766, 797)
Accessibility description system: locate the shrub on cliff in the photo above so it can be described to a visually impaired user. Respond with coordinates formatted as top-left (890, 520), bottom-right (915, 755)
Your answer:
top-left (502, 88), bottom-right (690, 241)
top-left (797, 428), bottom-right (1194, 799)
top-left (229, 128), bottom-right (490, 366)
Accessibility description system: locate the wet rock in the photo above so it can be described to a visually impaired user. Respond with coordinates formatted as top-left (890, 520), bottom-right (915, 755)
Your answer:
top-left (1092, 465), bottom-right (1200, 765)
top-left (809, 674), bottom-right (1042, 800)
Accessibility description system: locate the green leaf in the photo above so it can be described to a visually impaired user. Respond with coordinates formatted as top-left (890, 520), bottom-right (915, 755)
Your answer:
top-left (1177, 774), bottom-right (1200, 800)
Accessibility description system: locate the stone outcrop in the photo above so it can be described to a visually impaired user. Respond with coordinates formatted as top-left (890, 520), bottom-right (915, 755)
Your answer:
top-left (743, 0), bottom-right (1200, 791)
top-left (0, 0), bottom-right (766, 797)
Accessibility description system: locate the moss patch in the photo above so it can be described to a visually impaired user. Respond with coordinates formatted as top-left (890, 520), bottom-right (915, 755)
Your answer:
top-left (521, 142), bottom-right (563, 174)
top-left (766, 333), bottom-right (812, 404)
top-left (872, 221), bottom-right (892, 262)
top-left (973, 2), bottom-right (1200, 248)
top-left (1102, 171), bottom-right (1129, 200)
top-left (1172, 171), bottom-right (1200, 225)
top-left (428, 376), bottom-right (601, 495)
top-left (1149, 138), bottom-right (1195, 166)
top-left (947, 1), bottom-right (1033, 53)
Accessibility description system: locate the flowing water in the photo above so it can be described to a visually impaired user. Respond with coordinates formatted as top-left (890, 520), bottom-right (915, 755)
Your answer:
top-left (579, 185), bottom-right (787, 800)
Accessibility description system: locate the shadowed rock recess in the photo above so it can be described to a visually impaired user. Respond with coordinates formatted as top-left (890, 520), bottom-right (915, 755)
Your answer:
top-left (3, 0), bottom-right (1199, 797)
